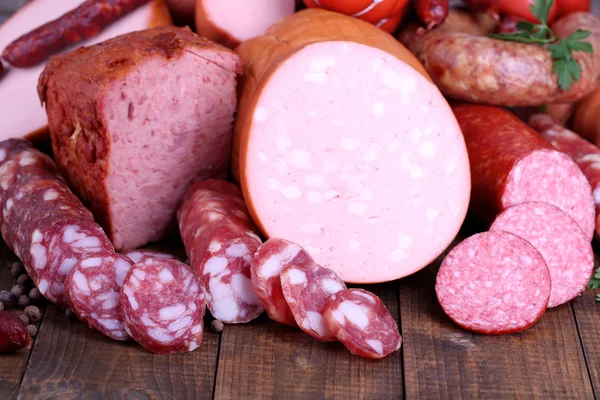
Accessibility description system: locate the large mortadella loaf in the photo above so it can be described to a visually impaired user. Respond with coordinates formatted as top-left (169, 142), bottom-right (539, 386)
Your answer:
top-left (452, 104), bottom-right (595, 240)
top-left (39, 26), bottom-right (243, 251)
top-left (233, 9), bottom-right (471, 283)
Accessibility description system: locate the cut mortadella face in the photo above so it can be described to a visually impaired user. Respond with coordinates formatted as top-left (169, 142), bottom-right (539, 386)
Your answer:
top-left (240, 41), bottom-right (471, 283)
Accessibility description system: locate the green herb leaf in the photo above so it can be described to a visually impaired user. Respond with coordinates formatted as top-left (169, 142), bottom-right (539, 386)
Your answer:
top-left (490, 0), bottom-right (593, 92)
top-left (586, 267), bottom-right (600, 289)
top-left (596, 293), bottom-right (600, 303)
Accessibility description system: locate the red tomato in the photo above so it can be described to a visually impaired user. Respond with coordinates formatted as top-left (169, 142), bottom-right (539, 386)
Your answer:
top-left (303, 0), bottom-right (410, 32)
top-left (497, 0), bottom-right (558, 24)
top-left (556, 0), bottom-right (590, 17)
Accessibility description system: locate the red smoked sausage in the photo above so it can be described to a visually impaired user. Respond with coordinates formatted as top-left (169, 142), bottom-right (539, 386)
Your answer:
top-left (412, 0), bottom-right (449, 29)
top-left (452, 104), bottom-right (595, 240)
top-left (3, 0), bottom-right (151, 67)
top-left (0, 310), bottom-right (28, 352)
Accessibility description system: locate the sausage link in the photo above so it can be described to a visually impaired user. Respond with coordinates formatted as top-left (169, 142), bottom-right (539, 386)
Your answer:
top-left (0, 310), bottom-right (28, 352)
top-left (399, 12), bottom-right (600, 106)
top-left (463, 0), bottom-right (499, 13)
top-left (2, 0), bottom-right (151, 68)
top-left (413, 0), bottom-right (449, 29)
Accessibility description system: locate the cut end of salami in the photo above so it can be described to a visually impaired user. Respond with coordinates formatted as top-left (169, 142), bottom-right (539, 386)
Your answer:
top-left (240, 40), bottom-right (470, 283)
top-left (436, 231), bottom-right (551, 335)
top-left (280, 262), bottom-right (347, 341)
top-left (490, 202), bottom-right (594, 308)
top-left (122, 249), bottom-right (177, 264)
top-left (67, 253), bottom-right (134, 341)
top-left (121, 258), bottom-right (206, 354)
top-left (503, 149), bottom-right (595, 240)
top-left (251, 238), bottom-right (314, 326)
top-left (323, 289), bottom-right (401, 359)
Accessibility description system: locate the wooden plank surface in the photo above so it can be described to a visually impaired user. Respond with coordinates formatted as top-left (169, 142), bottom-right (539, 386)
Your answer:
top-left (399, 229), bottom-right (596, 399)
top-left (213, 284), bottom-right (403, 399)
top-left (17, 305), bottom-right (220, 399)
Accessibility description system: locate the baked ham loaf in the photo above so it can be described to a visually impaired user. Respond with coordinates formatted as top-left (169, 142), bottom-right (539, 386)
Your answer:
top-left (38, 26), bottom-right (243, 250)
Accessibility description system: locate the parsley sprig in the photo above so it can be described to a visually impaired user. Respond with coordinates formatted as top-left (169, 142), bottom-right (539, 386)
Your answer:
top-left (587, 267), bottom-right (600, 302)
top-left (489, 0), bottom-right (593, 91)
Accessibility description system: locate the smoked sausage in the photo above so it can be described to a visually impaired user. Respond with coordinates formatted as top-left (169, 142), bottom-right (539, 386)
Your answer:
top-left (3, 0), bottom-right (152, 67)
top-left (399, 12), bottom-right (600, 106)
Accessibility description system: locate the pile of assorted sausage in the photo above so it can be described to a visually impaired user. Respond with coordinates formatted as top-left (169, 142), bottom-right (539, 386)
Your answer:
top-left (0, 0), bottom-right (598, 355)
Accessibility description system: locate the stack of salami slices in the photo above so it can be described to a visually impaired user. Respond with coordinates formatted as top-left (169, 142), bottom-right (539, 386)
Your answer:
top-left (251, 238), bottom-right (402, 359)
top-left (435, 106), bottom-right (595, 335)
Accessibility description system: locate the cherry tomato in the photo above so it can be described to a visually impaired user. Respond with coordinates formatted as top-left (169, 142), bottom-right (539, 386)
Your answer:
top-left (303, 0), bottom-right (410, 32)
top-left (556, 0), bottom-right (590, 18)
top-left (497, 0), bottom-right (558, 24)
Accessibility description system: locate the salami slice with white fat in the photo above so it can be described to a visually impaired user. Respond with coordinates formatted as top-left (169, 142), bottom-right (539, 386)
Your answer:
top-left (0, 139), bottom-right (33, 167)
top-left (177, 179), bottom-right (264, 324)
top-left (436, 231), bottom-right (551, 334)
top-left (280, 262), bottom-right (347, 341)
top-left (490, 202), bottom-right (594, 307)
top-left (122, 249), bottom-right (177, 264)
top-left (251, 238), bottom-right (314, 326)
top-left (323, 288), bottom-right (402, 359)
top-left (121, 258), bottom-right (206, 354)
top-left (194, 224), bottom-right (264, 323)
top-left (67, 253), bottom-right (133, 341)
top-left (28, 217), bottom-right (115, 308)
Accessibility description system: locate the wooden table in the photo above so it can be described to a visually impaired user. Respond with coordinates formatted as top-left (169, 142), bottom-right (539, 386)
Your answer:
top-left (2, 2), bottom-right (600, 399)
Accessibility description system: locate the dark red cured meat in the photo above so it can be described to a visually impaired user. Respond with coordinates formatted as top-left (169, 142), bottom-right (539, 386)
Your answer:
top-left (67, 253), bottom-right (133, 340)
top-left (177, 179), bottom-right (264, 324)
top-left (0, 310), bottom-right (28, 353)
top-left (251, 238), bottom-right (314, 327)
top-left (2, 178), bottom-right (93, 245)
top-left (0, 149), bottom-right (63, 214)
top-left (26, 217), bottom-right (114, 308)
top-left (529, 113), bottom-right (600, 238)
top-left (122, 249), bottom-right (177, 264)
top-left (280, 262), bottom-right (347, 341)
top-left (0, 139), bottom-right (33, 167)
top-left (463, 0), bottom-right (500, 13)
top-left (177, 179), bottom-right (258, 241)
top-left (413, 0), bottom-right (449, 29)
top-left (190, 223), bottom-right (264, 323)
top-left (452, 104), bottom-right (595, 240)
top-left (323, 289), bottom-right (402, 359)
top-left (121, 258), bottom-right (206, 354)
top-left (490, 202), bottom-right (594, 307)
top-left (436, 231), bottom-right (551, 334)
top-left (2, 0), bottom-right (152, 68)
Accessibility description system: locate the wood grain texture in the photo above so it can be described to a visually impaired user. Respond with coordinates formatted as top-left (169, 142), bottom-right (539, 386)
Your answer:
top-left (0, 251), bottom-right (39, 400)
top-left (399, 240), bottom-right (595, 400)
top-left (18, 305), bottom-right (219, 399)
top-left (213, 284), bottom-right (403, 399)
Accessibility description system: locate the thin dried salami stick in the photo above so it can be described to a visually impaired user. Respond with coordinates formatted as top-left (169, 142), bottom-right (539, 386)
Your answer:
top-left (3, 0), bottom-right (151, 68)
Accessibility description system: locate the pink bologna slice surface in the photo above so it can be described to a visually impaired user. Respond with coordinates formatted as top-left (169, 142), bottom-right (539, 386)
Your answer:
top-left (121, 258), bottom-right (206, 354)
top-left (490, 202), bottom-right (594, 307)
top-left (251, 238), bottom-right (314, 326)
top-left (241, 41), bottom-right (471, 283)
top-left (323, 288), bottom-right (402, 359)
top-left (280, 262), bottom-right (347, 341)
top-left (436, 231), bottom-right (551, 335)
top-left (67, 253), bottom-right (133, 341)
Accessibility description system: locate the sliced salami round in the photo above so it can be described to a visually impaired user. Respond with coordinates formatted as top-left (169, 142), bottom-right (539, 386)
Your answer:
top-left (436, 231), bottom-right (551, 334)
top-left (323, 288), bottom-right (402, 359)
top-left (194, 223), bottom-right (264, 323)
top-left (490, 202), bottom-right (594, 307)
top-left (67, 253), bottom-right (133, 341)
top-left (27, 217), bottom-right (114, 308)
top-left (122, 249), bottom-right (178, 264)
top-left (280, 262), bottom-right (347, 341)
top-left (251, 238), bottom-right (314, 326)
top-left (121, 258), bottom-right (206, 354)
